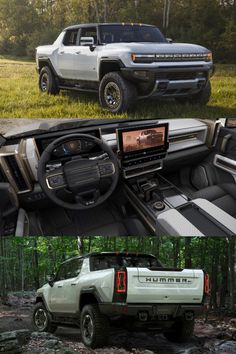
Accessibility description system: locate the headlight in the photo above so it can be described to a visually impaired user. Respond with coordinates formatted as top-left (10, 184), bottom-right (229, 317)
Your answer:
top-left (131, 53), bottom-right (156, 63)
top-left (206, 52), bottom-right (213, 62)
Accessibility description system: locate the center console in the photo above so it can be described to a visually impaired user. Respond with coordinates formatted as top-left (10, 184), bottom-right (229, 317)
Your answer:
top-left (117, 123), bottom-right (236, 237)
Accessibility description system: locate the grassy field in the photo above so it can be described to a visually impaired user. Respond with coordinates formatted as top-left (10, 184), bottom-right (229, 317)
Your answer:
top-left (0, 56), bottom-right (235, 119)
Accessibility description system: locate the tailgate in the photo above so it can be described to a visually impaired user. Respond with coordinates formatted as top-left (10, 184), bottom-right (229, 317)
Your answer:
top-left (126, 267), bottom-right (204, 303)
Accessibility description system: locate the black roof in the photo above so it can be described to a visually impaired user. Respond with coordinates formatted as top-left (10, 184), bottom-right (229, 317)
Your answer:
top-left (61, 252), bottom-right (155, 264)
top-left (64, 23), bottom-right (155, 31)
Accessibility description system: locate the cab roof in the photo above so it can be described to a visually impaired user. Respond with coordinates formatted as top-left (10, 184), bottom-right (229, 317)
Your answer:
top-left (64, 23), bottom-right (155, 31)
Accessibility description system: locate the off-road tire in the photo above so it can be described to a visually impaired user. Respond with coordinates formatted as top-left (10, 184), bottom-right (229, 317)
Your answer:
top-left (39, 66), bottom-right (60, 95)
top-left (164, 317), bottom-right (194, 343)
top-left (32, 302), bottom-right (57, 333)
top-left (176, 81), bottom-right (211, 105)
top-left (190, 81), bottom-right (211, 105)
top-left (80, 304), bottom-right (109, 348)
top-left (99, 72), bottom-right (137, 113)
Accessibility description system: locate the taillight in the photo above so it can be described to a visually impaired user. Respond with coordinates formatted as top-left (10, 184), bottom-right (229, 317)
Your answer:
top-left (115, 271), bottom-right (127, 293)
top-left (204, 273), bottom-right (210, 295)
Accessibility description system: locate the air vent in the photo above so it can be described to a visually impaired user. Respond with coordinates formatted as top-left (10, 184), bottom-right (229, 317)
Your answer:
top-left (4, 155), bottom-right (29, 191)
top-left (169, 133), bottom-right (199, 144)
top-left (0, 141), bottom-right (33, 194)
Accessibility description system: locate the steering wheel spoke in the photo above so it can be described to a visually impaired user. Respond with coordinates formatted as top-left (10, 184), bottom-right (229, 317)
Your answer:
top-left (45, 168), bottom-right (67, 191)
top-left (74, 189), bottom-right (100, 207)
top-left (98, 160), bottom-right (116, 178)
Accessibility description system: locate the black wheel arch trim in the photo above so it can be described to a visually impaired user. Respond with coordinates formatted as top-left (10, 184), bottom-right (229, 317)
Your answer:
top-left (80, 287), bottom-right (103, 309)
top-left (38, 58), bottom-right (59, 78)
top-left (35, 294), bottom-right (51, 312)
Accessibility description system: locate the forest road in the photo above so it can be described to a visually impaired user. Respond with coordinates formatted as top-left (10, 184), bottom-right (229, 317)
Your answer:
top-left (1, 302), bottom-right (236, 354)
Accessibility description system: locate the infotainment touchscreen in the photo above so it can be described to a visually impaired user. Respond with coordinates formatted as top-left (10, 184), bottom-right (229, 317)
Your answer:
top-left (117, 123), bottom-right (169, 159)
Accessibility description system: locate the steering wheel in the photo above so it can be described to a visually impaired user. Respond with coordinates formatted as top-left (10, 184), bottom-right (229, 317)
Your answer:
top-left (37, 134), bottom-right (119, 210)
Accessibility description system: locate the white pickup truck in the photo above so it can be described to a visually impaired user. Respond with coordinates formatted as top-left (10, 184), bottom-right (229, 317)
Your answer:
top-left (33, 252), bottom-right (209, 348)
top-left (36, 23), bottom-right (214, 113)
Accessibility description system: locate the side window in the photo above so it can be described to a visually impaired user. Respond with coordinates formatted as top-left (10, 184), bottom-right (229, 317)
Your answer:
top-left (63, 29), bottom-right (79, 46)
top-left (56, 259), bottom-right (83, 281)
top-left (79, 27), bottom-right (97, 45)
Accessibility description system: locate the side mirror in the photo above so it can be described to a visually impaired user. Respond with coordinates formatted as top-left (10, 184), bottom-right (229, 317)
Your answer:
top-left (80, 37), bottom-right (96, 52)
top-left (46, 274), bottom-right (55, 287)
top-left (225, 118), bottom-right (236, 128)
top-left (80, 36), bottom-right (94, 46)
top-left (166, 38), bottom-right (173, 43)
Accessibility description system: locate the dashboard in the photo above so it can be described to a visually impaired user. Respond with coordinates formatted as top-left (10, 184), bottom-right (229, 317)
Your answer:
top-left (0, 119), bottom-right (217, 197)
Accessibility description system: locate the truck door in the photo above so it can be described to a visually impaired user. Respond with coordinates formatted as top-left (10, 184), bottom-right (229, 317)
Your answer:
top-left (57, 28), bottom-right (80, 79)
top-left (49, 258), bottom-right (83, 313)
top-left (73, 26), bottom-right (99, 81)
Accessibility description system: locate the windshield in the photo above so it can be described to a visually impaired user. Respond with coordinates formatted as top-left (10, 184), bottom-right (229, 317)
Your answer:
top-left (100, 25), bottom-right (166, 44)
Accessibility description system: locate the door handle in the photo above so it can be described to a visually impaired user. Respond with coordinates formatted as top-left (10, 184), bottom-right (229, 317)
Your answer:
top-left (59, 51), bottom-right (64, 55)
top-left (71, 283), bottom-right (76, 286)
top-left (221, 134), bottom-right (232, 154)
top-left (75, 51), bottom-right (81, 55)
top-left (57, 285), bottom-right (63, 288)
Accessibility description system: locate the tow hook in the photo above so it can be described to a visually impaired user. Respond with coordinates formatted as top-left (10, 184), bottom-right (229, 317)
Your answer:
top-left (185, 312), bottom-right (194, 321)
top-left (138, 311), bottom-right (148, 321)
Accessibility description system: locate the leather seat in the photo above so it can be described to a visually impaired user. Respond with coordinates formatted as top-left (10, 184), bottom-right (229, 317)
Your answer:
top-left (193, 183), bottom-right (236, 218)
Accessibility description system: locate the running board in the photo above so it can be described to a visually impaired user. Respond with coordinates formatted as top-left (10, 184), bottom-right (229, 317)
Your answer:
top-left (59, 85), bottom-right (98, 93)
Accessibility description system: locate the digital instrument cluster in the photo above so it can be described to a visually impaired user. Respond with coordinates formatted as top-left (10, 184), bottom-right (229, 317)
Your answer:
top-left (52, 139), bottom-right (96, 157)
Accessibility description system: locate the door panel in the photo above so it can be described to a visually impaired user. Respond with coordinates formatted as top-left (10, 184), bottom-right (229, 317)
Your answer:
top-left (73, 46), bottom-right (99, 81)
top-left (212, 126), bottom-right (236, 182)
top-left (57, 46), bottom-right (78, 78)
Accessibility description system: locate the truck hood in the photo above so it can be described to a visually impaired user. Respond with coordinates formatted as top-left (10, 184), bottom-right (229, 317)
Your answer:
top-left (104, 42), bottom-right (209, 54)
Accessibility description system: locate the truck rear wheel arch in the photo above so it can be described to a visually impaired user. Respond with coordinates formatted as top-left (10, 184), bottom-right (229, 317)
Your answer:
top-left (79, 290), bottom-right (101, 312)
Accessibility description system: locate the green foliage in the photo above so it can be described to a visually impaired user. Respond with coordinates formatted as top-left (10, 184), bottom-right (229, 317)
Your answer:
top-left (0, 0), bottom-right (235, 62)
top-left (0, 58), bottom-right (235, 118)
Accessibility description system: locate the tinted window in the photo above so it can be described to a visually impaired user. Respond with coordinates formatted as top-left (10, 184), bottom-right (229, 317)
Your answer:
top-left (56, 259), bottom-right (83, 280)
top-left (100, 25), bottom-right (166, 44)
top-left (63, 29), bottom-right (79, 46)
top-left (90, 255), bottom-right (162, 271)
top-left (80, 27), bottom-right (97, 44)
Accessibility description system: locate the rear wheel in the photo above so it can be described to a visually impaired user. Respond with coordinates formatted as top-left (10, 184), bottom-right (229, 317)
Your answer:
top-left (99, 72), bottom-right (137, 113)
top-left (80, 304), bottom-right (109, 348)
top-left (39, 66), bottom-right (60, 95)
top-left (33, 302), bottom-right (57, 333)
top-left (164, 317), bottom-right (194, 343)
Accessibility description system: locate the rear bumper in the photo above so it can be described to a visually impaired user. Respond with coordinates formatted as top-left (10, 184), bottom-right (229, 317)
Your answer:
top-left (99, 303), bottom-right (205, 318)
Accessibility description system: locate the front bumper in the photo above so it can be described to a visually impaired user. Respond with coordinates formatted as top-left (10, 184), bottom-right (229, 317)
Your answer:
top-left (121, 65), bottom-right (213, 98)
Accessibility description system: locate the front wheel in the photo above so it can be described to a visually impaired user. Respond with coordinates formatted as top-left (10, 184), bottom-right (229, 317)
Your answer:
top-left (80, 304), bottom-right (109, 348)
top-left (176, 81), bottom-right (211, 105)
top-left (190, 81), bottom-right (211, 105)
top-left (99, 72), bottom-right (137, 113)
top-left (164, 317), bottom-right (194, 343)
top-left (32, 302), bottom-right (57, 333)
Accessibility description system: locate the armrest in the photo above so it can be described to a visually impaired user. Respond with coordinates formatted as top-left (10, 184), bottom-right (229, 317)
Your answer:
top-left (192, 198), bottom-right (236, 235)
top-left (156, 209), bottom-right (204, 237)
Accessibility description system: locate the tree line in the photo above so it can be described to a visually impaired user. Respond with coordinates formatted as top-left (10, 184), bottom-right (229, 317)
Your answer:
top-left (0, 236), bottom-right (235, 312)
top-left (0, 0), bottom-right (235, 62)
